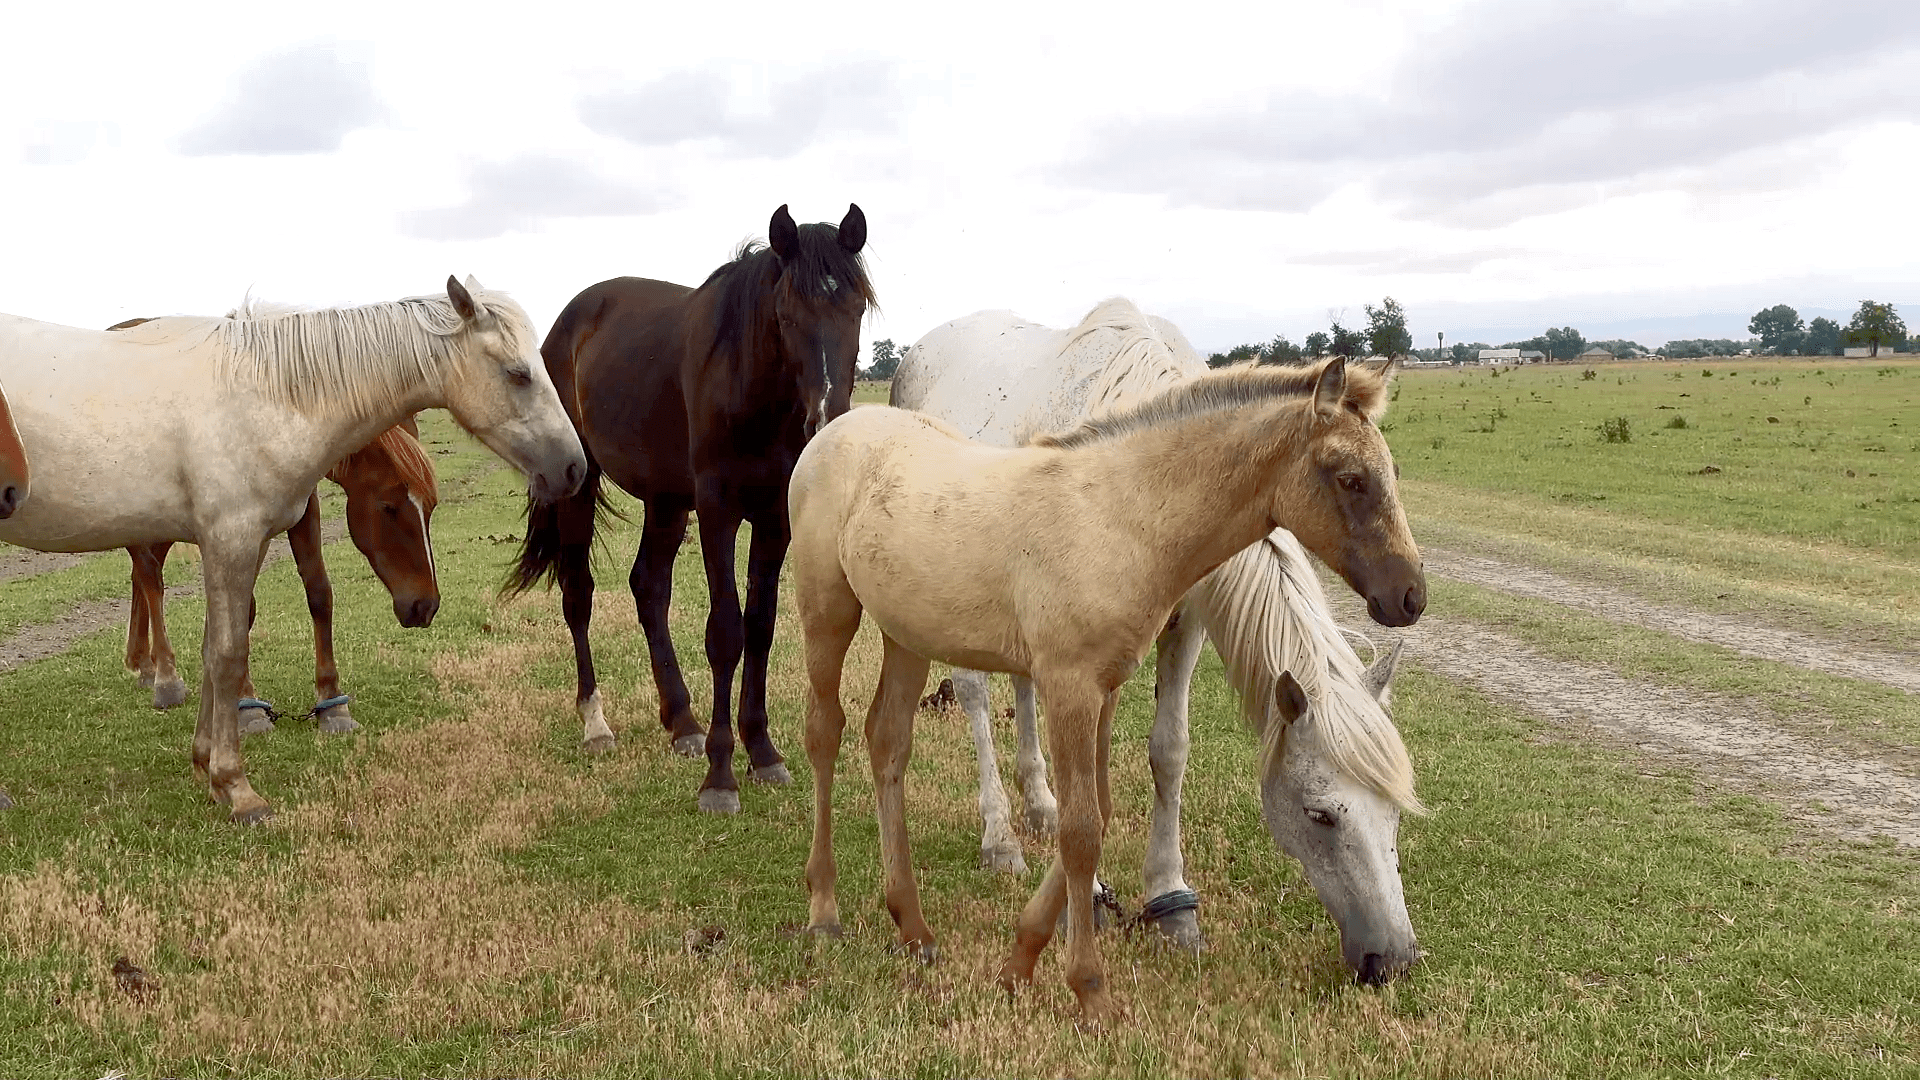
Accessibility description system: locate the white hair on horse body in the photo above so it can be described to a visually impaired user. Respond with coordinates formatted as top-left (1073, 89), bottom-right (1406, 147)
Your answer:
top-left (1044, 296), bottom-right (1420, 813)
top-left (1192, 529), bottom-right (1422, 813)
top-left (213, 289), bottom-right (534, 417)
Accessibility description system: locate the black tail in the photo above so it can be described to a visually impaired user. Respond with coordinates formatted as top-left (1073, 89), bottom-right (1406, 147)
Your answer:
top-left (501, 455), bottom-right (620, 597)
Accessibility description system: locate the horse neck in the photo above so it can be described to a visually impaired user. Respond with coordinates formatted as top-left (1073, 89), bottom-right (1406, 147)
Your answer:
top-left (1075, 402), bottom-right (1311, 608)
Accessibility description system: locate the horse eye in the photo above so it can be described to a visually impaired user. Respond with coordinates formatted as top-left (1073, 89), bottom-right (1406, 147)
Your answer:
top-left (507, 367), bottom-right (534, 386)
top-left (383, 504), bottom-right (401, 517)
top-left (1305, 808), bottom-right (1338, 828)
top-left (1338, 473), bottom-right (1367, 494)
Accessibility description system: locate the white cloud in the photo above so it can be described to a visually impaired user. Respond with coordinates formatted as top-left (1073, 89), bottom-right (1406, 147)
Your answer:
top-left (580, 60), bottom-right (899, 157)
top-left (179, 42), bottom-right (380, 156)
top-left (402, 155), bottom-right (671, 241)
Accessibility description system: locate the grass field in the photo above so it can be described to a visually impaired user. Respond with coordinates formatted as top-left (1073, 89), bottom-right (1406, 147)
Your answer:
top-left (0, 365), bottom-right (1915, 1077)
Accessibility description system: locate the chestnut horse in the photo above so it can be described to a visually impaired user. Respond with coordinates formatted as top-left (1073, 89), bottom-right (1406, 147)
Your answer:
top-left (508, 204), bottom-right (872, 813)
top-left (788, 359), bottom-right (1423, 1021)
top-left (0, 278), bottom-right (584, 823)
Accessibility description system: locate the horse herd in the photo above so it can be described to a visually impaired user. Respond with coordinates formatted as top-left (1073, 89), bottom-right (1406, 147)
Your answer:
top-left (0, 204), bottom-right (1428, 1022)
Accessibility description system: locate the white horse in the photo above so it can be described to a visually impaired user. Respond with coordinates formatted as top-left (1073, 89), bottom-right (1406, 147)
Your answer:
top-left (892, 298), bottom-right (1423, 982)
top-left (0, 276), bottom-right (585, 823)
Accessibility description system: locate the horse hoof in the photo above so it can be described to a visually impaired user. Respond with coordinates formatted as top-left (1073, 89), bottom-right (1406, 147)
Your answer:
top-left (582, 732), bottom-right (616, 756)
top-left (698, 788), bottom-right (740, 815)
top-left (237, 707), bottom-right (276, 736)
top-left (672, 732), bottom-right (706, 758)
top-left (894, 940), bottom-right (939, 965)
top-left (1151, 909), bottom-right (1208, 953)
top-left (980, 844), bottom-right (1028, 876)
top-left (1024, 803), bottom-right (1058, 836)
top-left (151, 679), bottom-right (188, 711)
top-left (748, 762), bottom-right (792, 786)
top-left (230, 802), bottom-right (274, 826)
top-left (808, 921), bottom-right (843, 938)
top-left (316, 704), bottom-right (359, 735)
top-left (0, 789), bottom-right (12, 810)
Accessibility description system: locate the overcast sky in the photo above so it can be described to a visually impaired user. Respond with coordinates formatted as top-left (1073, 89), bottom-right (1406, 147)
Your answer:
top-left (4, 0), bottom-right (1916, 353)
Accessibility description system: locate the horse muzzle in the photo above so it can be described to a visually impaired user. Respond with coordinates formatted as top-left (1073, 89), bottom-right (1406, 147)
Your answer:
top-left (395, 594), bottom-right (439, 629)
top-left (1357, 555), bottom-right (1426, 627)
top-left (0, 483), bottom-right (21, 519)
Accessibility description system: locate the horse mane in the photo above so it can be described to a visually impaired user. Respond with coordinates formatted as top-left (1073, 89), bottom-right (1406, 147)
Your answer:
top-left (329, 425), bottom-right (439, 506)
top-left (1029, 358), bottom-right (1391, 449)
top-left (1193, 529), bottom-right (1423, 812)
top-left (699, 222), bottom-right (877, 359)
top-left (1066, 298), bottom-right (1198, 418)
top-left (213, 289), bottom-right (535, 417)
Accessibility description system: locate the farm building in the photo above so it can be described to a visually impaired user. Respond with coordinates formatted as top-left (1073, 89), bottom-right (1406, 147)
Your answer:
top-left (1578, 345), bottom-right (1615, 363)
top-left (1475, 348), bottom-right (1547, 364)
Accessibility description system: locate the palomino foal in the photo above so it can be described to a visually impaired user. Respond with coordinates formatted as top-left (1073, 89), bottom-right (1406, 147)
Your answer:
top-left (123, 422), bottom-right (439, 732)
top-left (788, 357), bottom-right (1423, 1020)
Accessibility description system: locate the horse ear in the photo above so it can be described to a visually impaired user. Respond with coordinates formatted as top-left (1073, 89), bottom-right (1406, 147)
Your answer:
top-left (1365, 355), bottom-right (1399, 380)
top-left (1274, 670), bottom-right (1309, 727)
top-left (447, 275), bottom-right (481, 322)
top-left (838, 203), bottom-right (867, 254)
top-left (1361, 639), bottom-right (1403, 705)
top-left (1313, 356), bottom-right (1348, 420)
top-left (769, 205), bottom-right (799, 261)
top-left (463, 273), bottom-right (485, 293)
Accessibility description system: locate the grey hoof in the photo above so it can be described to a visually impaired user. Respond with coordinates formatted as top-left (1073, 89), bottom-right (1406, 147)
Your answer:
top-left (809, 922), bottom-right (843, 938)
top-left (980, 844), bottom-right (1028, 876)
top-left (237, 707), bottom-right (276, 736)
top-left (582, 733), bottom-right (616, 755)
top-left (672, 732), bottom-right (706, 757)
top-left (231, 803), bottom-right (274, 827)
top-left (0, 789), bottom-right (12, 810)
top-left (748, 762), bottom-right (792, 786)
top-left (1151, 908), bottom-right (1208, 953)
top-left (152, 678), bottom-right (188, 711)
top-left (1056, 880), bottom-right (1121, 934)
top-left (1024, 803), bottom-right (1058, 836)
top-left (698, 788), bottom-right (740, 815)
top-left (316, 704), bottom-right (359, 735)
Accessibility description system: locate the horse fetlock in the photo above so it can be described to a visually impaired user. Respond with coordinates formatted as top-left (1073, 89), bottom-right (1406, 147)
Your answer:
top-left (581, 731), bottom-right (617, 755)
top-left (1023, 798), bottom-right (1059, 836)
top-left (697, 787), bottom-right (741, 815)
top-left (151, 678), bottom-right (188, 710)
top-left (748, 762), bottom-right (792, 786)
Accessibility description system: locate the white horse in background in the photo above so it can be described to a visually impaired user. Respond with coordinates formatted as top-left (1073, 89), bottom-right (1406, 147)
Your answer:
top-left (892, 298), bottom-right (1422, 982)
top-left (0, 277), bottom-right (585, 823)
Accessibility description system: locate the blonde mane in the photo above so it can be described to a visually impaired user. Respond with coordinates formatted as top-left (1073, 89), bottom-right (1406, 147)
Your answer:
top-left (327, 425), bottom-right (439, 506)
top-left (1069, 298), bottom-right (1198, 416)
top-left (214, 289), bottom-right (533, 417)
top-left (1030, 358), bottom-right (1390, 450)
top-left (1192, 531), bottom-right (1422, 811)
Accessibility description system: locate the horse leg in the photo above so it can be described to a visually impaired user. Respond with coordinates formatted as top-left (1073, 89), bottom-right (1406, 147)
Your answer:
top-left (290, 492), bottom-right (355, 734)
top-left (695, 504), bottom-right (747, 814)
top-left (735, 507), bottom-right (790, 784)
top-left (139, 543), bottom-right (187, 710)
top-left (956, 669), bottom-right (1025, 874)
top-left (999, 675), bottom-right (1112, 1021)
top-left (1010, 674), bottom-right (1058, 835)
top-left (1143, 603), bottom-right (1207, 951)
top-left (548, 486), bottom-right (611, 754)
top-left (870, 633), bottom-right (936, 960)
top-left (125, 546), bottom-right (153, 683)
top-left (193, 535), bottom-right (272, 824)
top-left (801, 564), bottom-right (861, 935)
top-left (632, 495), bottom-right (703, 755)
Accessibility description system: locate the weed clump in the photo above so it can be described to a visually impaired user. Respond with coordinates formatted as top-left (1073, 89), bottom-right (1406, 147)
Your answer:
top-left (1598, 416), bottom-right (1633, 443)
top-left (1665, 416), bottom-right (1689, 429)
top-left (1581, 368), bottom-right (1597, 381)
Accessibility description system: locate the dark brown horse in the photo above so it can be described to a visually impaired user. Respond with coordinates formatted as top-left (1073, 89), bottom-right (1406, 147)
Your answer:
top-left (109, 317), bottom-right (439, 732)
top-left (508, 204), bottom-right (871, 813)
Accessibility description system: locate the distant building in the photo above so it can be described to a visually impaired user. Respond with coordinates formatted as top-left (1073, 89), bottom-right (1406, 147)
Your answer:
top-left (1578, 345), bottom-right (1615, 363)
top-left (1476, 348), bottom-right (1546, 364)
top-left (1843, 346), bottom-right (1884, 358)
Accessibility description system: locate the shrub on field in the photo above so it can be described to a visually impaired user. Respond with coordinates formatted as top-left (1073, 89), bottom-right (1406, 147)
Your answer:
top-left (1666, 416), bottom-right (1689, 429)
top-left (1598, 416), bottom-right (1632, 443)
top-left (1581, 368), bottom-right (1597, 381)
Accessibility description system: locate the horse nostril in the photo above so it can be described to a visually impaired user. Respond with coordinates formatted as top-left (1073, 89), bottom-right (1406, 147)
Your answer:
top-left (1358, 952), bottom-right (1389, 986)
top-left (1403, 584), bottom-right (1426, 621)
top-left (563, 460), bottom-right (584, 492)
top-left (0, 486), bottom-right (16, 516)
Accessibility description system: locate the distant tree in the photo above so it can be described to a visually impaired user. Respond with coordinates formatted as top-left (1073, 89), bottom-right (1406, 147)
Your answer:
top-left (1263, 335), bottom-right (1305, 365)
top-left (1304, 331), bottom-right (1330, 359)
top-left (1328, 321), bottom-right (1365, 358)
top-left (1543, 326), bottom-right (1587, 360)
top-left (1803, 317), bottom-right (1844, 356)
top-left (1748, 304), bottom-right (1804, 352)
top-left (1589, 338), bottom-right (1647, 358)
top-left (865, 338), bottom-right (901, 380)
top-left (1450, 342), bottom-right (1487, 363)
top-left (1363, 297), bottom-right (1413, 358)
top-left (1845, 300), bottom-right (1907, 357)
top-left (1659, 338), bottom-right (1747, 358)
top-left (1206, 351), bottom-right (1234, 368)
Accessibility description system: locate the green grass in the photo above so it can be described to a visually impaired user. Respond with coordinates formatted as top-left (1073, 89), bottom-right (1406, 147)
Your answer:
top-left (0, 411), bottom-right (1913, 1076)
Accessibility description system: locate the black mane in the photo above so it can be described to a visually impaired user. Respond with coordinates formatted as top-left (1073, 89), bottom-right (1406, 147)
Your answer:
top-left (700, 221), bottom-right (877, 359)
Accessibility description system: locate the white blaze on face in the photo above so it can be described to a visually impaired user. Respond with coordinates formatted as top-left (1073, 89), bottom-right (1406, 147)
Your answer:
top-left (409, 493), bottom-right (435, 580)
top-left (813, 347), bottom-right (834, 433)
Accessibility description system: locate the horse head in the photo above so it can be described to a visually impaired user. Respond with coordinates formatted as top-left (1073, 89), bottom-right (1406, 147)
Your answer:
top-left (767, 204), bottom-right (870, 438)
top-left (331, 426), bottom-right (440, 628)
top-left (1260, 661), bottom-right (1420, 984)
top-left (1270, 357), bottom-right (1426, 627)
top-left (439, 275), bottom-right (586, 503)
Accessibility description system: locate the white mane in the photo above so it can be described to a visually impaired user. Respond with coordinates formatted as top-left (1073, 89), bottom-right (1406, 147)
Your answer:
top-left (1055, 297), bottom-right (1419, 811)
top-left (213, 289), bottom-right (532, 417)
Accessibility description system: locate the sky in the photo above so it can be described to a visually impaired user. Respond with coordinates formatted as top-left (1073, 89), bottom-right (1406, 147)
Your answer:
top-left (3, 0), bottom-right (1917, 355)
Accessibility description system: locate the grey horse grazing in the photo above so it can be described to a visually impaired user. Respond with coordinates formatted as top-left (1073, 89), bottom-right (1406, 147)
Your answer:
top-left (892, 297), bottom-right (1423, 984)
